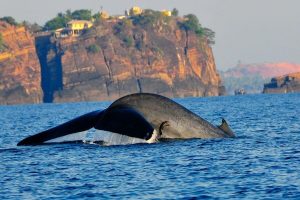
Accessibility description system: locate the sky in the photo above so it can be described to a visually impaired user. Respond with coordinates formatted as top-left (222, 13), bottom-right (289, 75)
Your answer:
top-left (0, 0), bottom-right (299, 70)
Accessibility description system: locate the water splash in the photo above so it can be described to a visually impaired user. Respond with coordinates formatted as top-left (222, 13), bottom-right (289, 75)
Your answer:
top-left (92, 129), bottom-right (148, 146)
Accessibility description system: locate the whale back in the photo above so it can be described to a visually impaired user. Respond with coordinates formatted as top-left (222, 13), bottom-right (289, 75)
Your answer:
top-left (110, 93), bottom-right (233, 139)
top-left (94, 106), bottom-right (154, 140)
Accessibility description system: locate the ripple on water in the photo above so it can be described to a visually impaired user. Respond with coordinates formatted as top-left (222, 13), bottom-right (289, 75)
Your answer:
top-left (0, 93), bottom-right (300, 199)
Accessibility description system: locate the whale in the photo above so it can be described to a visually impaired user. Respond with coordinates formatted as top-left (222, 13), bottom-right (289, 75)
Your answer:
top-left (17, 93), bottom-right (235, 146)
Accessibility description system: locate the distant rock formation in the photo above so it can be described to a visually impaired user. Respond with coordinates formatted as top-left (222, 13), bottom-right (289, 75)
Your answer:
top-left (263, 72), bottom-right (300, 94)
top-left (0, 21), bottom-right (42, 105)
top-left (36, 17), bottom-right (224, 103)
top-left (220, 62), bottom-right (300, 94)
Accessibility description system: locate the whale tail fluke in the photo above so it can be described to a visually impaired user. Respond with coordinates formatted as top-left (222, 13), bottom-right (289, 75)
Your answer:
top-left (17, 106), bottom-right (155, 146)
top-left (17, 110), bottom-right (104, 146)
top-left (218, 118), bottom-right (235, 137)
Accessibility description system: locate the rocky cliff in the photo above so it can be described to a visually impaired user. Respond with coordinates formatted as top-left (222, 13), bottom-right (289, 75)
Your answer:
top-left (263, 72), bottom-right (300, 94)
top-left (0, 21), bottom-right (42, 105)
top-left (38, 17), bottom-right (224, 103)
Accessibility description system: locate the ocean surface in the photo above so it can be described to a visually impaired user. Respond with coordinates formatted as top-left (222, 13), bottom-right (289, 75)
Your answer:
top-left (1, 93), bottom-right (300, 199)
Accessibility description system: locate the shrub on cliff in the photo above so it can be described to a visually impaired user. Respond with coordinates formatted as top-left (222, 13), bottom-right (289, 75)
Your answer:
top-left (132, 9), bottom-right (170, 28)
top-left (113, 20), bottom-right (133, 47)
top-left (180, 14), bottom-right (215, 44)
top-left (86, 44), bottom-right (101, 53)
top-left (0, 33), bottom-right (6, 52)
top-left (180, 14), bottom-right (202, 33)
top-left (113, 19), bottom-right (132, 34)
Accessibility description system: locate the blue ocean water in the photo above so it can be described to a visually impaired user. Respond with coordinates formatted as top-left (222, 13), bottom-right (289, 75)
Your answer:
top-left (0, 93), bottom-right (300, 199)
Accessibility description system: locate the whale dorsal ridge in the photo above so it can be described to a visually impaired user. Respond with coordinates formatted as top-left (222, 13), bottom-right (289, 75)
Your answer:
top-left (218, 118), bottom-right (235, 137)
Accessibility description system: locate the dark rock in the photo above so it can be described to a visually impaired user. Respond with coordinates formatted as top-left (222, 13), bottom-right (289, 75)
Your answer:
top-left (263, 72), bottom-right (300, 94)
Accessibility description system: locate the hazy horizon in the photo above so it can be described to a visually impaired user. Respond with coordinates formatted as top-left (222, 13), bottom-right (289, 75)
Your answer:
top-left (1, 0), bottom-right (299, 70)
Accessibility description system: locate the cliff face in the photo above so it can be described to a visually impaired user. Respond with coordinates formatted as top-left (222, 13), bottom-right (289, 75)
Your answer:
top-left (39, 18), bottom-right (223, 103)
top-left (0, 21), bottom-right (42, 104)
top-left (263, 72), bottom-right (300, 94)
top-left (0, 16), bottom-right (224, 105)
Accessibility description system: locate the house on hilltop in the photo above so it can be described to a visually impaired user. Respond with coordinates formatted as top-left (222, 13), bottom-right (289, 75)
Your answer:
top-left (54, 20), bottom-right (93, 38)
top-left (100, 11), bottom-right (110, 19)
top-left (161, 10), bottom-right (172, 17)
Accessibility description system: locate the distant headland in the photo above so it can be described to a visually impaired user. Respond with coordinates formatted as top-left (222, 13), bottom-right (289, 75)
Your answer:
top-left (220, 62), bottom-right (300, 95)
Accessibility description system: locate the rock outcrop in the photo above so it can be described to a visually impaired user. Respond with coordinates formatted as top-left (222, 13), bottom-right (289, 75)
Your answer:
top-left (263, 72), bottom-right (300, 94)
top-left (38, 18), bottom-right (224, 103)
top-left (0, 21), bottom-right (42, 105)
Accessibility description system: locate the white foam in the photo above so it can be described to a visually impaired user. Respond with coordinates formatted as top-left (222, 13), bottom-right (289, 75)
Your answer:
top-left (43, 129), bottom-right (159, 146)
top-left (92, 129), bottom-right (148, 145)
top-left (146, 129), bottom-right (159, 143)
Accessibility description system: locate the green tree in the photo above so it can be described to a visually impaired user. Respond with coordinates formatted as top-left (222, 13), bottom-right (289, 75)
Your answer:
top-left (180, 14), bottom-right (201, 32)
top-left (71, 9), bottom-right (92, 20)
top-left (0, 16), bottom-right (18, 25)
top-left (171, 8), bottom-right (179, 16)
top-left (44, 13), bottom-right (71, 30)
top-left (179, 14), bottom-right (215, 44)
top-left (92, 13), bottom-right (101, 21)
